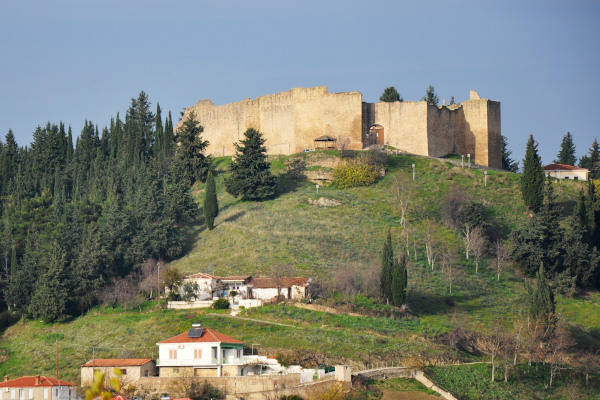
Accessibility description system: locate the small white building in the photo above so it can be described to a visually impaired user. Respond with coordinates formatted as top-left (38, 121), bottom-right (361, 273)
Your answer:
top-left (181, 272), bottom-right (219, 300)
top-left (157, 324), bottom-right (245, 377)
top-left (544, 163), bottom-right (589, 181)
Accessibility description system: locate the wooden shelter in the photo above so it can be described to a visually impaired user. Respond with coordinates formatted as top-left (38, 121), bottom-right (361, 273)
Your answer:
top-left (314, 135), bottom-right (337, 149)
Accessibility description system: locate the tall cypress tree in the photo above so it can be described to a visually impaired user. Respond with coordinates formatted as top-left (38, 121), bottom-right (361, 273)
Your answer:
top-left (501, 135), bottom-right (519, 172)
top-left (530, 264), bottom-right (556, 331)
top-left (521, 135), bottom-right (545, 213)
top-left (391, 253), bottom-right (407, 306)
top-left (554, 132), bottom-right (577, 166)
top-left (204, 170), bottom-right (219, 230)
top-left (380, 229), bottom-right (394, 302)
top-left (225, 128), bottom-right (276, 201)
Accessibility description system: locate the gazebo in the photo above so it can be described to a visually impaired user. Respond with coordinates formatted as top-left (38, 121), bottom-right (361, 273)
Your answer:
top-left (313, 135), bottom-right (337, 149)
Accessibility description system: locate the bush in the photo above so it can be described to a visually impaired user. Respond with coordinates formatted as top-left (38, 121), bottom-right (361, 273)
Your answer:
top-left (212, 298), bottom-right (230, 310)
top-left (333, 160), bottom-right (379, 189)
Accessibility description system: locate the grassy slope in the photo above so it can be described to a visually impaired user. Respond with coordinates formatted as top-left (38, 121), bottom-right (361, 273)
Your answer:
top-left (0, 152), bottom-right (597, 397)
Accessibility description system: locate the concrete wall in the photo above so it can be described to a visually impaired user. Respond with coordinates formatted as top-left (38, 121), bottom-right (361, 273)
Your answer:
top-left (177, 87), bottom-right (363, 157)
top-left (81, 364), bottom-right (157, 387)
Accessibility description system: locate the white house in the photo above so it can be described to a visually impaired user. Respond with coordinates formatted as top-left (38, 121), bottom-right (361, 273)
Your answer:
top-left (543, 163), bottom-right (589, 181)
top-left (214, 275), bottom-right (252, 298)
top-left (157, 324), bottom-right (245, 377)
top-left (181, 272), bottom-right (219, 300)
top-left (247, 277), bottom-right (309, 301)
top-left (0, 376), bottom-right (77, 400)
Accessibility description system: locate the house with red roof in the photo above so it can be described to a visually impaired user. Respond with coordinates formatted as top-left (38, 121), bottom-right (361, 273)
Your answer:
top-left (0, 376), bottom-right (76, 400)
top-left (544, 163), bottom-right (589, 181)
top-left (80, 359), bottom-right (157, 387)
top-left (157, 324), bottom-right (245, 377)
top-left (247, 277), bottom-right (309, 301)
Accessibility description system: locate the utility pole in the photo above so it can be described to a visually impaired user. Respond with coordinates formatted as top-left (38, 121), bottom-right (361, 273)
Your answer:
top-left (56, 340), bottom-right (59, 380)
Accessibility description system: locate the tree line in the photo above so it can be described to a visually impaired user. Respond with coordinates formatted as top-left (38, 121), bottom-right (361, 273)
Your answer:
top-left (0, 92), bottom-right (210, 322)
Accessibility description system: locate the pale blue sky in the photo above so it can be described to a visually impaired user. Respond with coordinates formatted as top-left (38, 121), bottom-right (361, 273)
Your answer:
top-left (1, 1), bottom-right (598, 165)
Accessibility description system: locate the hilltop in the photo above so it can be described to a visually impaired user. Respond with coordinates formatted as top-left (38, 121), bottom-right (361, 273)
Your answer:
top-left (1, 151), bottom-right (599, 399)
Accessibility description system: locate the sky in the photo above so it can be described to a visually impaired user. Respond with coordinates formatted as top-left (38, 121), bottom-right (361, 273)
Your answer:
top-left (1, 1), bottom-right (598, 166)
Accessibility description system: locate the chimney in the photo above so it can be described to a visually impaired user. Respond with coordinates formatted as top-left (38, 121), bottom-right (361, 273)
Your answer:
top-left (3, 376), bottom-right (7, 382)
top-left (35, 376), bottom-right (40, 385)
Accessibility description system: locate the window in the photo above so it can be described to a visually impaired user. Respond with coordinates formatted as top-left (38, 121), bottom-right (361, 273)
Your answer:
top-left (237, 349), bottom-right (241, 358)
top-left (54, 389), bottom-right (58, 397)
top-left (194, 349), bottom-right (202, 359)
top-left (144, 370), bottom-right (149, 377)
top-left (120, 369), bottom-right (127, 375)
top-left (212, 347), bottom-right (218, 359)
top-left (10, 389), bottom-right (15, 399)
top-left (169, 349), bottom-right (177, 359)
top-left (28, 390), bottom-right (32, 399)
top-left (44, 389), bottom-right (48, 400)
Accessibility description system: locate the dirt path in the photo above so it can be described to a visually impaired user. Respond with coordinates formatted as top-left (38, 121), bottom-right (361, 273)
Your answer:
top-left (206, 313), bottom-right (297, 328)
top-left (292, 302), bottom-right (363, 317)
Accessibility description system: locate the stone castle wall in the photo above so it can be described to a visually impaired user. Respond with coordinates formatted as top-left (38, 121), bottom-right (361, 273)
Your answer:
top-left (177, 87), bottom-right (501, 168)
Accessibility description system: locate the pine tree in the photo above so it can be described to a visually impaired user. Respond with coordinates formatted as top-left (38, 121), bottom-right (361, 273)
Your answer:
top-left (521, 135), bottom-right (544, 212)
top-left (530, 265), bottom-right (556, 331)
top-left (579, 138), bottom-right (600, 179)
top-left (501, 135), bottom-right (519, 172)
top-left (175, 111), bottom-right (211, 184)
top-left (204, 170), bottom-right (219, 230)
top-left (554, 132), bottom-right (577, 166)
top-left (391, 253), bottom-right (407, 306)
top-left (28, 242), bottom-right (69, 323)
top-left (225, 128), bottom-right (276, 201)
top-left (380, 229), bottom-right (394, 302)
top-left (380, 87), bottom-right (403, 102)
top-left (421, 85), bottom-right (439, 106)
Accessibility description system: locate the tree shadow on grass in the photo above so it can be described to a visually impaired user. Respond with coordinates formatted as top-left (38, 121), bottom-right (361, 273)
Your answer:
top-left (408, 292), bottom-right (456, 316)
top-left (221, 210), bottom-right (246, 224)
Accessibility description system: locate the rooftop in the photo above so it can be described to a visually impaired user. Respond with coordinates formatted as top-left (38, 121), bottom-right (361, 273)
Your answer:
top-left (543, 163), bottom-right (589, 171)
top-left (81, 358), bottom-right (154, 367)
top-left (158, 328), bottom-right (243, 345)
top-left (0, 376), bottom-right (75, 388)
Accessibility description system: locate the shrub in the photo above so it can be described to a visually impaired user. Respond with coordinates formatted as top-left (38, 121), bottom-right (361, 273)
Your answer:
top-left (333, 160), bottom-right (379, 189)
top-left (212, 298), bottom-right (230, 310)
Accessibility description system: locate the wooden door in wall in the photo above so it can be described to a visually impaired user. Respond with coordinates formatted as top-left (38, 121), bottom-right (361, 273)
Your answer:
top-left (368, 125), bottom-right (384, 145)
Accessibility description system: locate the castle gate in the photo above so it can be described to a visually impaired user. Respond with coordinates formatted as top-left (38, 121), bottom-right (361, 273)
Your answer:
top-left (366, 124), bottom-right (384, 146)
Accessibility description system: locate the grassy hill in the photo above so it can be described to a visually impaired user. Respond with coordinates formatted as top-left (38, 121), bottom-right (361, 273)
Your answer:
top-left (1, 151), bottom-right (598, 399)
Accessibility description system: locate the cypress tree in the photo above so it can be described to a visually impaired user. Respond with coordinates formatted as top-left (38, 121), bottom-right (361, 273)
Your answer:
top-left (380, 87), bottom-right (403, 102)
top-left (521, 135), bottom-right (544, 212)
top-left (530, 264), bottom-right (556, 330)
top-left (391, 253), bottom-right (407, 306)
top-left (554, 132), bottom-right (577, 166)
top-left (204, 170), bottom-right (219, 230)
top-left (225, 128), bottom-right (276, 201)
top-left (380, 229), bottom-right (394, 302)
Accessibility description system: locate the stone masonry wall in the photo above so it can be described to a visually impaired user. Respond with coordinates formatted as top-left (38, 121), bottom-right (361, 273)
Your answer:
top-left (178, 87), bottom-right (501, 168)
top-left (177, 87), bottom-right (363, 157)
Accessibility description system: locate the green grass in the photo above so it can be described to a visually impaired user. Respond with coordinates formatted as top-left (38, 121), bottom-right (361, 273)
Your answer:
top-left (426, 363), bottom-right (600, 400)
top-left (0, 152), bottom-right (596, 397)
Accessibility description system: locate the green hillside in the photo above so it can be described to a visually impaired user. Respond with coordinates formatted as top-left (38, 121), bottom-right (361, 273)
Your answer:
top-left (1, 152), bottom-right (598, 399)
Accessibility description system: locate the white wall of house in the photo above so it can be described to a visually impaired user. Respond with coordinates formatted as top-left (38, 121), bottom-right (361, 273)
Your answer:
top-left (545, 170), bottom-right (588, 181)
top-left (159, 342), bottom-right (219, 367)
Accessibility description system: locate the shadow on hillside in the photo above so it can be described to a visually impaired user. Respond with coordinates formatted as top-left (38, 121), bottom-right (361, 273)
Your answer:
top-left (222, 210), bottom-right (246, 224)
top-left (569, 325), bottom-right (600, 350)
top-left (180, 222), bottom-right (207, 255)
top-left (408, 293), bottom-right (456, 316)
top-left (276, 173), bottom-right (302, 196)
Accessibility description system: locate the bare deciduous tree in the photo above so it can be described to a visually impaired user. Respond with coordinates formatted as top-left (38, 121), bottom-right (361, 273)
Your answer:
top-left (424, 220), bottom-right (439, 270)
top-left (547, 320), bottom-right (573, 388)
top-left (441, 247), bottom-right (461, 294)
top-left (462, 223), bottom-right (474, 260)
top-left (477, 323), bottom-right (505, 382)
top-left (393, 175), bottom-right (412, 227)
top-left (493, 240), bottom-right (509, 281)
top-left (470, 227), bottom-right (487, 273)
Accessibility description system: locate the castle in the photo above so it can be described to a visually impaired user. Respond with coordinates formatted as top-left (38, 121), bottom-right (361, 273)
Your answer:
top-left (177, 86), bottom-right (501, 168)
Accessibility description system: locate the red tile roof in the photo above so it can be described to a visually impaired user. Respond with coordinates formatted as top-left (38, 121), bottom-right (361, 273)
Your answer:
top-left (184, 272), bottom-right (218, 280)
top-left (248, 277), bottom-right (309, 289)
top-left (81, 358), bottom-right (154, 367)
top-left (543, 163), bottom-right (589, 171)
top-left (157, 328), bottom-right (243, 345)
top-left (0, 376), bottom-right (75, 388)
